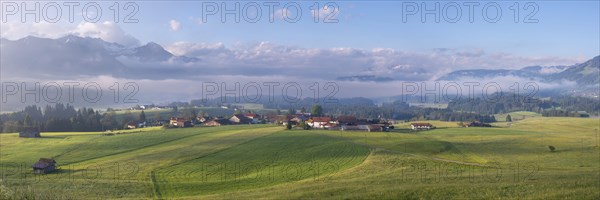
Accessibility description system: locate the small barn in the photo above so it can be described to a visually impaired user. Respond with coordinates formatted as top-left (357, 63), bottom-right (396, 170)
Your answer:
top-left (126, 122), bottom-right (137, 129)
top-left (468, 121), bottom-right (492, 127)
top-left (19, 130), bottom-right (41, 138)
top-left (32, 158), bottom-right (57, 174)
top-left (367, 124), bottom-right (384, 132)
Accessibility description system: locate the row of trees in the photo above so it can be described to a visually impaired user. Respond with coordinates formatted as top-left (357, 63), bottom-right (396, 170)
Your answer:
top-left (281, 101), bottom-right (496, 123)
top-left (0, 104), bottom-right (148, 133)
top-left (448, 93), bottom-right (599, 116)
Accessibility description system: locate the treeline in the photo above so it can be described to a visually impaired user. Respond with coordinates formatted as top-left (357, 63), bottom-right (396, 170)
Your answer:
top-left (550, 96), bottom-right (600, 115)
top-left (541, 109), bottom-right (591, 117)
top-left (447, 93), bottom-right (599, 115)
top-left (0, 103), bottom-right (141, 133)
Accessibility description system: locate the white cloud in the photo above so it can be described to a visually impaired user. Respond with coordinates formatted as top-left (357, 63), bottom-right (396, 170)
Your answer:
top-left (0, 21), bottom-right (140, 47)
top-left (162, 41), bottom-right (586, 82)
top-left (169, 20), bottom-right (181, 31)
top-left (71, 21), bottom-right (140, 47)
top-left (0, 22), bottom-right (71, 39)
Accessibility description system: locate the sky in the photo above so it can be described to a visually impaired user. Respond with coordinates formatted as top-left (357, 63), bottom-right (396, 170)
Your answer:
top-left (136, 1), bottom-right (596, 58)
top-left (1, 1), bottom-right (598, 58)
top-left (0, 1), bottom-right (599, 109)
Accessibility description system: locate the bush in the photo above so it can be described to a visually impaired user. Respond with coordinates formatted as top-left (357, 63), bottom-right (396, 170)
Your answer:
top-left (548, 145), bottom-right (556, 152)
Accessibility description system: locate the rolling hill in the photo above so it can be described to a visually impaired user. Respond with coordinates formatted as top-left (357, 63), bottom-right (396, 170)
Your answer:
top-left (0, 118), bottom-right (598, 199)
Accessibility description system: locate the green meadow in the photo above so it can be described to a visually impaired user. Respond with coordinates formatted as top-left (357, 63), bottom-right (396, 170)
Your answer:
top-left (0, 117), bottom-right (598, 199)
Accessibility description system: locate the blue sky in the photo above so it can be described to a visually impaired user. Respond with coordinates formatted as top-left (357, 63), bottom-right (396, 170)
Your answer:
top-left (114, 1), bottom-right (599, 58)
top-left (0, 1), bottom-right (599, 107)
top-left (1, 1), bottom-right (597, 58)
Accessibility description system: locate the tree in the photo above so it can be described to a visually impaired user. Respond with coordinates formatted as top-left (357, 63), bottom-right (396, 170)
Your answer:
top-left (171, 106), bottom-right (179, 115)
top-left (506, 114), bottom-right (512, 122)
top-left (23, 114), bottom-right (33, 127)
top-left (153, 112), bottom-right (162, 122)
top-left (139, 110), bottom-right (147, 122)
top-left (311, 104), bottom-right (323, 117)
top-left (100, 112), bottom-right (119, 131)
top-left (3, 121), bottom-right (22, 133)
top-left (121, 110), bottom-right (135, 128)
top-left (286, 121), bottom-right (292, 130)
top-left (183, 107), bottom-right (199, 120)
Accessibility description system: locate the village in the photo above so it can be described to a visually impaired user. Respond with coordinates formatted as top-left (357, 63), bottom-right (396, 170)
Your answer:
top-left (164, 112), bottom-right (403, 132)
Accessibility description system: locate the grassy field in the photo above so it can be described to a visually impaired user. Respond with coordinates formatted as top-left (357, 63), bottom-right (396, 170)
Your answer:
top-left (0, 117), bottom-right (598, 199)
top-left (495, 111), bottom-right (542, 122)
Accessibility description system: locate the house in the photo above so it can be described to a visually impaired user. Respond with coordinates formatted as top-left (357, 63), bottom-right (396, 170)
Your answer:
top-left (243, 113), bottom-right (261, 124)
top-left (290, 115), bottom-right (308, 124)
top-left (270, 115), bottom-right (291, 125)
top-left (410, 123), bottom-right (434, 130)
top-left (203, 118), bottom-right (228, 126)
top-left (197, 116), bottom-right (207, 123)
top-left (19, 129), bottom-right (40, 138)
top-left (170, 117), bottom-right (193, 128)
top-left (32, 158), bottom-right (56, 174)
top-left (308, 117), bottom-right (332, 128)
top-left (230, 114), bottom-right (252, 124)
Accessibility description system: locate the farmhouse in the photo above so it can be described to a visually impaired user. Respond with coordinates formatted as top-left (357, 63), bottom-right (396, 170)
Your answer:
top-left (126, 122), bottom-right (137, 129)
top-left (230, 114), bottom-right (253, 124)
top-left (271, 115), bottom-right (291, 125)
top-left (32, 158), bottom-right (56, 174)
top-left (243, 113), bottom-right (262, 123)
top-left (308, 117), bottom-right (332, 129)
top-left (203, 118), bottom-right (231, 126)
top-left (410, 123), bottom-right (434, 130)
top-left (19, 129), bottom-right (41, 138)
top-left (170, 117), bottom-right (193, 128)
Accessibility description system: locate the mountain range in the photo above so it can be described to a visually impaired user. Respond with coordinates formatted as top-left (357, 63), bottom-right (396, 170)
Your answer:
top-left (1, 35), bottom-right (598, 97)
top-left (437, 57), bottom-right (599, 85)
top-left (0, 35), bottom-right (197, 79)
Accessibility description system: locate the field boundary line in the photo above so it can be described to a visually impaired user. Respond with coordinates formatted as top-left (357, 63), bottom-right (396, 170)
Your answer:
top-left (149, 127), bottom-right (282, 199)
top-left (60, 127), bottom-right (236, 166)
